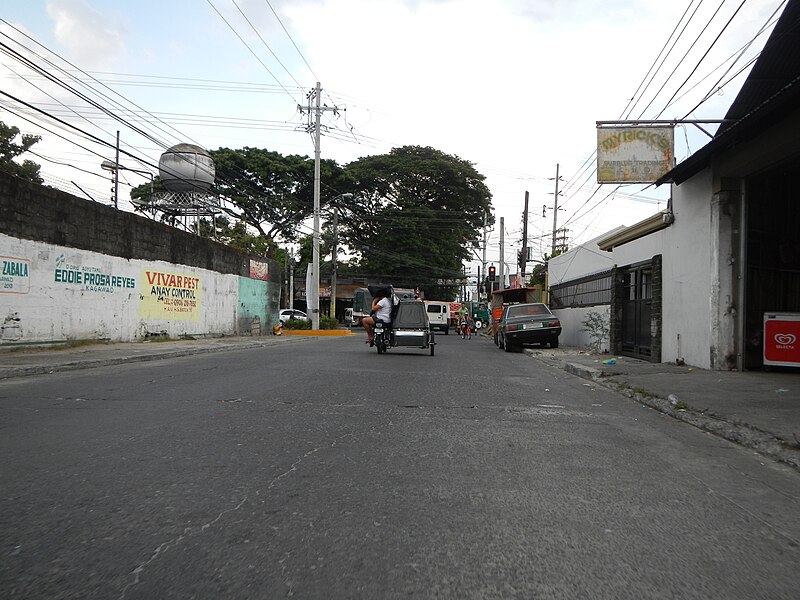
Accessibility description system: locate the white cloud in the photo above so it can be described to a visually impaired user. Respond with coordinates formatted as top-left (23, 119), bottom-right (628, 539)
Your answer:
top-left (46, 0), bottom-right (125, 70)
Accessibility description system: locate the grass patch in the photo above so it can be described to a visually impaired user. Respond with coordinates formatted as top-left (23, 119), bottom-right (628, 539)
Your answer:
top-left (631, 387), bottom-right (659, 399)
top-left (5, 338), bottom-right (111, 353)
top-left (618, 383), bottom-right (659, 399)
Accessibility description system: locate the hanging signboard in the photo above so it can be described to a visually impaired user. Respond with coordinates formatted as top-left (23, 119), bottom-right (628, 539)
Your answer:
top-left (597, 126), bottom-right (674, 184)
top-left (249, 259), bottom-right (269, 281)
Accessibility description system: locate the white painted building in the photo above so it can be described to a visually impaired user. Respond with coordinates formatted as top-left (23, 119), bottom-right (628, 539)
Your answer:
top-left (548, 1), bottom-right (800, 371)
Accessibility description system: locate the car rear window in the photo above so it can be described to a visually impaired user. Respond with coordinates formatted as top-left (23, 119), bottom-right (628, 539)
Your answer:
top-left (506, 304), bottom-right (550, 318)
top-left (426, 305), bottom-right (441, 313)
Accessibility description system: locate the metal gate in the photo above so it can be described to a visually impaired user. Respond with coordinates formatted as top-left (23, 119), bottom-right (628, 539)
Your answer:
top-left (621, 264), bottom-right (652, 358)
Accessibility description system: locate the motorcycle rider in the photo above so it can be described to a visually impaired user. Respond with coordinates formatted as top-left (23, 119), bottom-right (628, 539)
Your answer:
top-left (362, 289), bottom-right (392, 345)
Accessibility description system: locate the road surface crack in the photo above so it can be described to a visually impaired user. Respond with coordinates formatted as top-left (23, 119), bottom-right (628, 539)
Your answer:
top-left (118, 496), bottom-right (248, 599)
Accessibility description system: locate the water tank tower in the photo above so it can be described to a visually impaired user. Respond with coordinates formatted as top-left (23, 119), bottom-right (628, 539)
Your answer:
top-left (158, 143), bottom-right (215, 192)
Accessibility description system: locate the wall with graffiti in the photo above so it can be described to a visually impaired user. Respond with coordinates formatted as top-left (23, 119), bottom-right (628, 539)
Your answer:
top-left (0, 174), bottom-right (279, 344)
top-left (0, 233), bottom-right (281, 343)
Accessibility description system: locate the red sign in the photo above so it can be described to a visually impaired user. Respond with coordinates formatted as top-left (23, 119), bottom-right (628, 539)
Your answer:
top-left (764, 315), bottom-right (800, 366)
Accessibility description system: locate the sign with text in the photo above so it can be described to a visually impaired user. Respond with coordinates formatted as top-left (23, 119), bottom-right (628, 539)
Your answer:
top-left (139, 269), bottom-right (201, 320)
top-left (763, 313), bottom-right (800, 367)
top-left (53, 254), bottom-right (135, 294)
top-left (597, 126), bottom-right (674, 183)
top-left (0, 256), bottom-right (30, 294)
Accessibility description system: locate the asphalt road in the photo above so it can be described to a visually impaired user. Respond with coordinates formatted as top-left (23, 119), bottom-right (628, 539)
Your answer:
top-left (2, 334), bottom-right (799, 599)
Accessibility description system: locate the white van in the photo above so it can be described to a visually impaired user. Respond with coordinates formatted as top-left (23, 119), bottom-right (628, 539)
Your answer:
top-left (424, 301), bottom-right (450, 334)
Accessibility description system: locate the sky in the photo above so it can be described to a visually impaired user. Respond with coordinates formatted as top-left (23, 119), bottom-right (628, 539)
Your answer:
top-left (0, 0), bottom-right (788, 279)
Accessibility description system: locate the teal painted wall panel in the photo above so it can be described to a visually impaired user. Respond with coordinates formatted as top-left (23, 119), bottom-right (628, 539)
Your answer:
top-left (237, 277), bottom-right (280, 335)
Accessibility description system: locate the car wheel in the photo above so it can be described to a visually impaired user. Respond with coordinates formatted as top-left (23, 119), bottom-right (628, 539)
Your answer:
top-left (550, 337), bottom-right (559, 349)
top-left (498, 334), bottom-right (505, 350)
top-left (504, 339), bottom-right (514, 352)
top-left (445, 327), bottom-right (449, 335)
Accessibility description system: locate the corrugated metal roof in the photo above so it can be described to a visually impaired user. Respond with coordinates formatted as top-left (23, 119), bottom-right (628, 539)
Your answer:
top-left (656, 0), bottom-right (800, 185)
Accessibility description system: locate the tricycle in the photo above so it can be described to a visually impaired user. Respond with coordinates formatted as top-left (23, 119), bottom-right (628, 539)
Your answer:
top-left (371, 292), bottom-right (436, 356)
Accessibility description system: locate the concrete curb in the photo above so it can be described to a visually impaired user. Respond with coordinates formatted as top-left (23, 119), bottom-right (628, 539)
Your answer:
top-left (282, 329), bottom-right (357, 337)
top-left (526, 350), bottom-right (800, 472)
top-left (0, 337), bottom-right (307, 381)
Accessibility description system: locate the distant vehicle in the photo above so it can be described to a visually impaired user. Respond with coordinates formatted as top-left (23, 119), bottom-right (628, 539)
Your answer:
top-left (279, 309), bottom-right (309, 324)
top-left (465, 301), bottom-right (489, 330)
top-left (448, 302), bottom-right (464, 327)
top-left (496, 302), bottom-right (561, 352)
top-left (352, 288), bottom-right (372, 325)
top-left (489, 287), bottom-right (546, 336)
top-left (352, 286), bottom-right (416, 326)
top-left (424, 301), bottom-right (450, 334)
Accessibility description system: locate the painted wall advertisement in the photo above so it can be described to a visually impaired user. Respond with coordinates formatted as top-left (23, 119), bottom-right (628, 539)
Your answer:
top-left (53, 254), bottom-right (135, 293)
top-left (597, 126), bottom-right (674, 184)
top-left (249, 259), bottom-right (269, 281)
top-left (139, 269), bottom-right (201, 320)
top-left (0, 256), bottom-right (30, 294)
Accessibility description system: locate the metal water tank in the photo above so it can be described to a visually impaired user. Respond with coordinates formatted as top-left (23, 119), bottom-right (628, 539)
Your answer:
top-left (158, 143), bottom-right (215, 192)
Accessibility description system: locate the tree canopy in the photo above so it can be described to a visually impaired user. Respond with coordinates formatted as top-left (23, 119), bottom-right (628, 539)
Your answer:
top-left (0, 121), bottom-right (42, 183)
top-left (339, 146), bottom-right (492, 298)
top-left (210, 147), bottom-right (351, 242)
top-left (128, 144), bottom-right (493, 300)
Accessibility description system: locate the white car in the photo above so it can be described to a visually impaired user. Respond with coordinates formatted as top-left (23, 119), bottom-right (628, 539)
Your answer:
top-left (279, 309), bottom-right (309, 323)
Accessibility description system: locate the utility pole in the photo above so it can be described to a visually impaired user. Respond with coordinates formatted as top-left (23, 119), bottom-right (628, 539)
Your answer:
top-left (481, 212), bottom-right (488, 300)
top-left (498, 216), bottom-right (505, 290)
top-left (303, 82), bottom-right (339, 330)
top-left (330, 193), bottom-right (351, 323)
top-left (551, 163), bottom-right (561, 256)
top-left (289, 250), bottom-right (294, 311)
top-left (330, 202), bottom-right (339, 322)
top-left (520, 190), bottom-right (529, 282)
top-left (113, 130), bottom-right (120, 209)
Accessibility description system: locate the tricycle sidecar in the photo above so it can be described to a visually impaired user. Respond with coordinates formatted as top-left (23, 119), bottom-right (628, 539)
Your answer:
top-left (375, 300), bottom-right (436, 356)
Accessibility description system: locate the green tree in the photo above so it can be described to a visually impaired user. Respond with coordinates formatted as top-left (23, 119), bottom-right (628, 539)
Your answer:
top-left (340, 146), bottom-right (492, 298)
top-left (197, 215), bottom-right (275, 257)
top-left (527, 249), bottom-right (568, 288)
top-left (0, 121), bottom-right (43, 183)
top-left (210, 147), bottom-right (351, 242)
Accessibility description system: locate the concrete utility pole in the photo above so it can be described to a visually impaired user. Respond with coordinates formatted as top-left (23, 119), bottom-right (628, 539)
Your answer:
top-left (329, 193), bottom-right (352, 322)
top-left (481, 212), bottom-right (488, 300)
top-left (551, 164), bottom-right (561, 256)
top-left (304, 82), bottom-right (339, 330)
top-left (330, 203), bottom-right (338, 321)
top-left (521, 190), bottom-right (529, 282)
top-left (113, 131), bottom-right (120, 209)
top-left (289, 256), bottom-right (294, 311)
top-left (499, 216), bottom-right (505, 290)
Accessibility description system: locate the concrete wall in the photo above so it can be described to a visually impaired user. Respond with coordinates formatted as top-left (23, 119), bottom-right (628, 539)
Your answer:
top-left (0, 174), bottom-right (280, 344)
top-left (548, 236), bottom-right (615, 286)
top-left (660, 170), bottom-right (714, 368)
top-left (547, 185), bottom-right (717, 367)
top-left (552, 305), bottom-right (610, 351)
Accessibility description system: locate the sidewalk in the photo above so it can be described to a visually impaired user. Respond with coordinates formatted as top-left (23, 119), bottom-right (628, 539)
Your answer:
top-left (525, 346), bottom-right (800, 471)
top-left (0, 335), bottom-right (308, 379)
